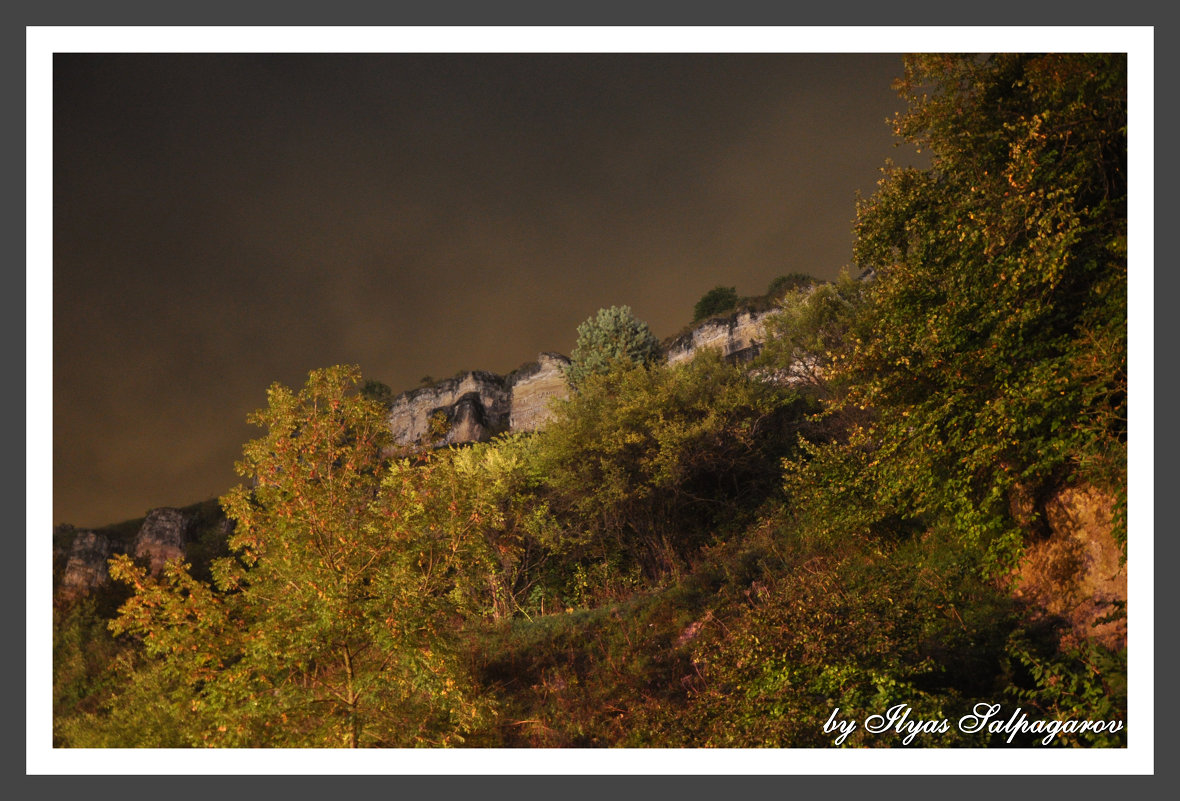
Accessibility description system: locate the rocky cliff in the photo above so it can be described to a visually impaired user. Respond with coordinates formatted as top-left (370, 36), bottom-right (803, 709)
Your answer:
top-left (58, 530), bottom-right (113, 600)
top-left (54, 501), bottom-right (228, 600)
top-left (387, 352), bottom-right (573, 449)
top-left (387, 308), bottom-right (782, 450)
top-left (507, 353), bottom-right (571, 432)
top-left (133, 507), bottom-right (188, 575)
top-left (665, 308), bottom-right (778, 367)
top-left (387, 370), bottom-right (512, 447)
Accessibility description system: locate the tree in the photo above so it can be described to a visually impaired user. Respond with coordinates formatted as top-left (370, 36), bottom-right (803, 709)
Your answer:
top-left (108, 365), bottom-right (491, 746)
top-left (692, 285), bottom-right (739, 321)
top-left (540, 351), bottom-right (801, 575)
top-left (757, 270), bottom-right (866, 396)
top-left (841, 54), bottom-right (1126, 562)
top-left (766, 273), bottom-right (817, 299)
top-left (359, 379), bottom-right (394, 409)
top-left (564, 305), bottom-right (662, 390)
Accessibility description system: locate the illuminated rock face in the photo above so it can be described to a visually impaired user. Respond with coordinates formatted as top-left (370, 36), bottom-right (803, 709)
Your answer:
top-left (133, 507), bottom-right (188, 575)
top-left (387, 353), bottom-right (573, 449)
top-left (508, 353), bottom-right (571, 433)
top-left (385, 309), bottom-right (779, 449)
top-left (387, 371), bottom-right (511, 448)
top-left (60, 530), bottom-right (112, 598)
top-left (665, 309), bottom-right (777, 367)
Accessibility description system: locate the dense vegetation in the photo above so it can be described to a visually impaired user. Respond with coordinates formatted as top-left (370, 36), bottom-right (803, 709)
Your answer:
top-left (53, 54), bottom-right (1127, 748)
top-left (692, 285), bottom-right (740, 321)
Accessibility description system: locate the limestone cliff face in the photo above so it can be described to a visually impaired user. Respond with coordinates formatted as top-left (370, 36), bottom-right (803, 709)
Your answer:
top-left (508, 352), bottom-right (571, 432)
top-left (59, 530), bottom-right (113, 599)
top-left (134, 507), bottom-right (189, 575)
top-left (387, 353), bottom-right (571, 448)
top-left (665, 309), bottom-right (777, 367)
top-left (387, 371), bottom-right (511, 447)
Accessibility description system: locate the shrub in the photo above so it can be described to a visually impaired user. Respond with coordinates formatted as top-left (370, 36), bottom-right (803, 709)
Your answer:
top-left (766, 273), bottom-right (817, 299)
top-left (692, 285), bottom-right (739, 322)
top-left (536, 351), bottom-right (802, 577)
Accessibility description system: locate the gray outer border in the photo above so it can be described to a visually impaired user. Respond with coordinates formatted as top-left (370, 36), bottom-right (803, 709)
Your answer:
top-left (19, 1), bottom-right (1160, 795)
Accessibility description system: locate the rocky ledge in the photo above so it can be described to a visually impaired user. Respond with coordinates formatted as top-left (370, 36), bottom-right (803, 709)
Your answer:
top-left (55, 502), bottom-right (229, 600)
top-left (387, 352), bottom-right (571, 449)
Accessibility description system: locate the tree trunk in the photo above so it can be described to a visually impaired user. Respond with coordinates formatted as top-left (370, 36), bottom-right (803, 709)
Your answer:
top-left (342, 644), bottom-right (359, 748)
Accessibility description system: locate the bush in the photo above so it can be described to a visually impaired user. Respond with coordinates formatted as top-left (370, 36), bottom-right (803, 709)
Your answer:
top-left (360, 379), bottom-right (394, 408)
top-left (757, 270), bottom-right (866, 397)
top-left (692, 286), bottom-right (738, 322)
top-left (766, 273), bottom-right (817, 298)
top-left (536, 351), bottom-right (803, 577)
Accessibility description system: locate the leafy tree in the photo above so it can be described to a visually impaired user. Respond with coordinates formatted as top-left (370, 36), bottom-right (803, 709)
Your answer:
top-left (107, 365), bottom-right (491, 746)
top-left (432, 437), bottom-right (564, 619)
top-left (692, 285), bottom-right (739, 321)
top-left (359, 379), bottom-right (394, 409)
top-left (539, 351), bottom-right (801, 577)
top-left (766, 273), bottom-right (817, 299)
top-left (757, 270), bottom-right (866, 397)
top-left (564, 305), bottom-right (662, 390)
top-left (841, 54), bottom-right (1126, 564)
top-left (52, 598), bottom-right (129, 746)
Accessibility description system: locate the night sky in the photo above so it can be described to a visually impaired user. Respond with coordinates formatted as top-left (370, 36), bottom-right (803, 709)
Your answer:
top-left (52, 52), bottom-right (925, 529)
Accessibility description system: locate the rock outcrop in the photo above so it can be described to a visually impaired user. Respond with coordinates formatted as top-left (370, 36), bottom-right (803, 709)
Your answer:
top-left (1013, 485), bottom-right (1127, 650)
top-left (508, 352), bottom-right (571, 432)
top-left (59, 530), bottom-right (113, 599)
top-left (665, 309), bottom-right (777, 367)
top-left (133, 507), bottom-right (189, 574)
top-left (388, 371), bottom-right (511, 448)
top-left (387, 353), bottom-right (572, 449)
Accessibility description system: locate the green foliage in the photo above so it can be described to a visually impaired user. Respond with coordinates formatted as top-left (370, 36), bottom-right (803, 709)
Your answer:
top-left (766, 273), bottom-right (817, 299)
top-left (52, 599), bottom-right (126, 745)
top-left (564, 305), bottom-right (662, 390)
top-left (439, 436), bottom-right (565, 618)
top-left (359, 379), bottom-right (394, 409)
top-left (693, 285), bottom-right (739, 322)
top-left (841, 54), bottom-right (1126, 566)
top-left (106, 366), bottom-right (492, 747)
top-left (536, 350), bottom-right (802, 577)
top-left (426, 409), bottom-right (451, 443)
top-left (1003, 634), bottom-right (1127, 747)
top-left (670, 524), bottom-right (1019, 747)
top-left (757, 270), bottom-right (867, 397)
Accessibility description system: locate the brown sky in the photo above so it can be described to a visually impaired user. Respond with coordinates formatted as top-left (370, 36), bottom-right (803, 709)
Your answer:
top-left (52, 53), bottom-right (925, 528)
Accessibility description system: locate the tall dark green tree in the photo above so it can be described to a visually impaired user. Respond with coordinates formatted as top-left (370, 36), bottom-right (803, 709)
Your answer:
top-left (564, 305), bottom-right (662, 390)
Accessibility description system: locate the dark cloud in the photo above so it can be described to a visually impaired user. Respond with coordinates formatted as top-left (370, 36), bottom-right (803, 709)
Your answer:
top-left (53, 53), bottom-right (924, 527)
